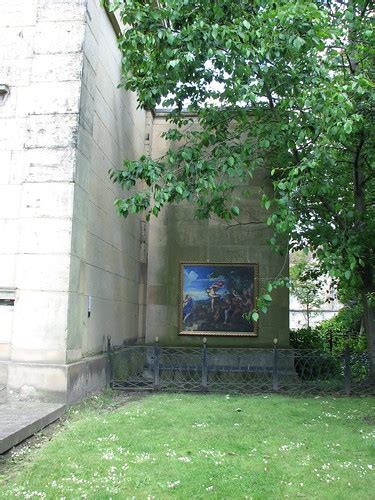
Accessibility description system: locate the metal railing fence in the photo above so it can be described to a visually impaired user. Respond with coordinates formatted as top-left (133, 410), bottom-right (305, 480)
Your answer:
top-left (106, 338), bottom-right (374, 396)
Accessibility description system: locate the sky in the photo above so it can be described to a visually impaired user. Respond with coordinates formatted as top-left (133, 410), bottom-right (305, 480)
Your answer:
top-left (184, 265), bottom-right (228, 301)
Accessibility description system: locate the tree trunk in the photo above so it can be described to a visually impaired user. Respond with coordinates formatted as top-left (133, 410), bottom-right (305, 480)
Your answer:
top-left (362, 286), bottom-right (375, 382)
top-left (306, 303), bottom-right (310, 329)
top-left (347, 1), bottom-right (374, 380)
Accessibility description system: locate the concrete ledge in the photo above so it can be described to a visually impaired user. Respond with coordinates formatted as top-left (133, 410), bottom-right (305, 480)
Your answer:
top-left (0, 402), bottom-right (65, 454)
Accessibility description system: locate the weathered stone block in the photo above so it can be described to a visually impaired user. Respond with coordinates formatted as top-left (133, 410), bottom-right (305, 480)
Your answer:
top-left (0, 0), bottom-right (37, 27)
top-left (83, 23), bottom-right (98, 70)
top-left (71, 218), bottom-right (87, 259)
top-left (25, 114), bottom-right (78, 148)
top-left (79, 84), bottom-right (95, 134)
top-left (31, 52), bottom-right (83, 82)
top-left (34, 21), bottom-right (85, 54)
top-left (11, 347), bottom-right (67, 364)
top-left (36, 0), bottom-right (86, 23)
top-left (16, 253), bottom-right (71, 291)
top-left (76, 125), bottom-right (92, 160)
top-left (81, 55), bottom-right (96, 98)
top-left (0, 58), bottom-right (33, 86)
top-left (12, 290), bottom-right (69, 350)
top-left (0, 254), bottom-right (16, 288)
top-left (17, 82), bottom-right (81, 116)
top-left (0, 186), bottom-right (21, 218)
top-left (20, 147), bottom-right (76, 183)
top-left (17, 218), bottom-right (72, 255)
top-left (7, 363), bottom-right (67, 401)
top-left (68, 255), bottom-right (86, 294)
top-left (20, 182), bottom-right (74, 218)
top-left (0, 27), bottom-right (35, 60)
top-left (74, 149), bottom-right (90, 191)
top-left (67, 354), bottom-right (107, 403)
top-left (0, 118), bottom-right (26, 151)
top-left (0, 152), bottom-right (11, 184)
top-left (0, 219), bottom-right (19, 253)
top-left (66, 291), bottom-right (86, 351)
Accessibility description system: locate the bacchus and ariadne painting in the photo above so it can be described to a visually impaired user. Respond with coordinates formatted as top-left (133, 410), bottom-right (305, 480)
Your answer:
top-left (180, 263), bottom-right (258, 336)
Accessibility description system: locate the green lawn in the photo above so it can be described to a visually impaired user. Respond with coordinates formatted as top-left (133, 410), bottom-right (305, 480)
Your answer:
top-left (2, 393), bottom-right (375, 499)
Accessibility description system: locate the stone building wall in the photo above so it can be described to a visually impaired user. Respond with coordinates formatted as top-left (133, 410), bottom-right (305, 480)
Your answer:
top-left (0, 0), bottom-right (147, 402)
top-left (0, 0), bottom-right (87, 401)
top-left (65, 0), bottom-right (148, 400)
top-left (0, 0), bottom-right (289, 403)
top-left (146, 113), bottom-right (289, 347)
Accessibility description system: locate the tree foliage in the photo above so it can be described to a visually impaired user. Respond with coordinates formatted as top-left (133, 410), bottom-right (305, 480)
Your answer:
top-left (106, 0), bottom-right (374, 371)
top-left (290, 302), bottom-right (364, 354)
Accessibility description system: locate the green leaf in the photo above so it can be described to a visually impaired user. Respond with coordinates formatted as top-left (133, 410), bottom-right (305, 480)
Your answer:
top-left (293, 37), bottom-right (305, 50)
top-left (343, 121), bottom-right (353, 134)
top-left (251, 312), bottom-right (259, 322)
top-left (169, 59), bottom-right (180, 68)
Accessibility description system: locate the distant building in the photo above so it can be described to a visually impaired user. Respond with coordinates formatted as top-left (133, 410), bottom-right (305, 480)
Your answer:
top-left (289, 294), bottom-right (342, 329)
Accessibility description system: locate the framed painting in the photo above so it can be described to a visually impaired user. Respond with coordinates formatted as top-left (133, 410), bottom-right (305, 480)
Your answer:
top-left (179, 262), bottom-right (258, 336)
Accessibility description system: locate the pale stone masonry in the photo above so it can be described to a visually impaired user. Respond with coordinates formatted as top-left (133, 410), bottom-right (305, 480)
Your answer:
top-left (0, 0), bottom-right (148, 402)
top-left (0, 0), bottom-right (289, 403)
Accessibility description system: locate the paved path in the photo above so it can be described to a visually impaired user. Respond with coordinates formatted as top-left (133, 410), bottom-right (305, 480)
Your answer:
top-left (0, 402), bottom-right (65, 454)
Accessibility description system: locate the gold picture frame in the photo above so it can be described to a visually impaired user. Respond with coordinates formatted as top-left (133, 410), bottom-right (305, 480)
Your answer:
top-left (179, 262), bottom-right (259, 337)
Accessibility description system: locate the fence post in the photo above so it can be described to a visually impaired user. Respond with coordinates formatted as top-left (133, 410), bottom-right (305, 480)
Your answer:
top-left (272, 338), bottom-right (279, 392)
top-left (154, 337), bottom-right (160, 391)
top-left (106, 336), bottom-right (112, 389)
top-left (344, 343), bottom-right (351, 395)
top-left (202, 338), bottom-right (208, 392)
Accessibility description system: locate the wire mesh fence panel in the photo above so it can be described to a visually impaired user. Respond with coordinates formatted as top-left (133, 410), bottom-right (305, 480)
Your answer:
top-left (349, 351), bottom-right (374, 395)
top-left (158, 347), bottom-right (203, 392)
top-left (207, 348), bottom-right (274, 393)
top-left (108, 343), bottom-right (374, 396)
top-left (278, 350), bottom-right (345, 395)
top-left (111, 346), bottom-right (154, 390)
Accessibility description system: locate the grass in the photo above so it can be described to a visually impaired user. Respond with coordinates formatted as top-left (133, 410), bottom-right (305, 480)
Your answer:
top-left (1, 392), bottom-right (375, 499)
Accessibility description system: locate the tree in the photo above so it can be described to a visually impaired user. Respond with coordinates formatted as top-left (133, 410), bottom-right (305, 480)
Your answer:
top-left (106, 0), bottom-right (375, 376)
top-left (290, 252), bottom-right (328, 329)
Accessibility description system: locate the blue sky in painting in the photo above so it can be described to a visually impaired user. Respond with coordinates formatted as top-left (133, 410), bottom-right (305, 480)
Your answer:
top-left (183, 265), bottom-right (229, 301)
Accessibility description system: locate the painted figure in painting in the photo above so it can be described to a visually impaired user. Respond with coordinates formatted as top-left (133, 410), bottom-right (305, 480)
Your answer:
top-left (206, 280), bottom-right (224, 312)
top-left (180, 264), bottom-right (257, 335)
top-left (183, 294), bottom-right (194, 322)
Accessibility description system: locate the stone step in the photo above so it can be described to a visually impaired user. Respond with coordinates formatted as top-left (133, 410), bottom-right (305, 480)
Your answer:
top-left (0, 402), bottom-right (65, 454)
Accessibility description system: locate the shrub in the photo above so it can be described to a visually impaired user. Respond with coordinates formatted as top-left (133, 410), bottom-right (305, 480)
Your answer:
top-left (290, 303), bottom-right (365, 354)
top-left (317, 303), bottom-right (365, 354)
top-left (290, 327), bottom-right (325, 350)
